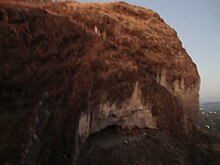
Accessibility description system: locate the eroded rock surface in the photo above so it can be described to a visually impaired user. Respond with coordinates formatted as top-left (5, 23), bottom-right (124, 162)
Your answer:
top-left (0, 1), bottom-right (201, 165)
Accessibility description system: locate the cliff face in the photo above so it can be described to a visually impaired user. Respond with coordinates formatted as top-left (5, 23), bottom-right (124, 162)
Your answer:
top-left (0, 1), bottom-right (200, 165)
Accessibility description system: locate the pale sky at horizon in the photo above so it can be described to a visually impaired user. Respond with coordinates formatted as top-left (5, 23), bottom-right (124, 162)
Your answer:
top-left (79, 0), bottom-right (220, 103)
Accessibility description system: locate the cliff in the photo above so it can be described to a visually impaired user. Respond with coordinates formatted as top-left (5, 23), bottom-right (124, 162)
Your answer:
top-left (0, 1), bottom-right (206, 165)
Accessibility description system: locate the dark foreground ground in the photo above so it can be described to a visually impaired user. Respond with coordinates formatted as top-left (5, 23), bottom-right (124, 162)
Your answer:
top-left (76, 126), bottom-right (220, 165)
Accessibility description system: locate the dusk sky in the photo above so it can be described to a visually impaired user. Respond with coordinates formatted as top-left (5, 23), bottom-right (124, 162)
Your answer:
top-left (79, 0), bottom-right (220, 103)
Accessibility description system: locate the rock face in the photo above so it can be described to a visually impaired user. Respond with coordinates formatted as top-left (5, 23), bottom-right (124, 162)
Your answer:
top-left (0, 1), bottom-right (200, 165)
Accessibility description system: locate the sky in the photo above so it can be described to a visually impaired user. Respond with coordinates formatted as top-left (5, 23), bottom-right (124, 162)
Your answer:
top-left (78, 0), bottom-right (220, 103)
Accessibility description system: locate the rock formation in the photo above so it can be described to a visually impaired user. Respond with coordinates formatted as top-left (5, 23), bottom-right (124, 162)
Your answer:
top-left (0, 1), bottom-right (204, 165)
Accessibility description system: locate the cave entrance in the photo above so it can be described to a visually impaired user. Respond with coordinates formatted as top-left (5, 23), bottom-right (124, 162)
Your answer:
top-left (76, 125), bottom-right (159, 165)
top-left (76, 125), bottom-right (122, 165)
